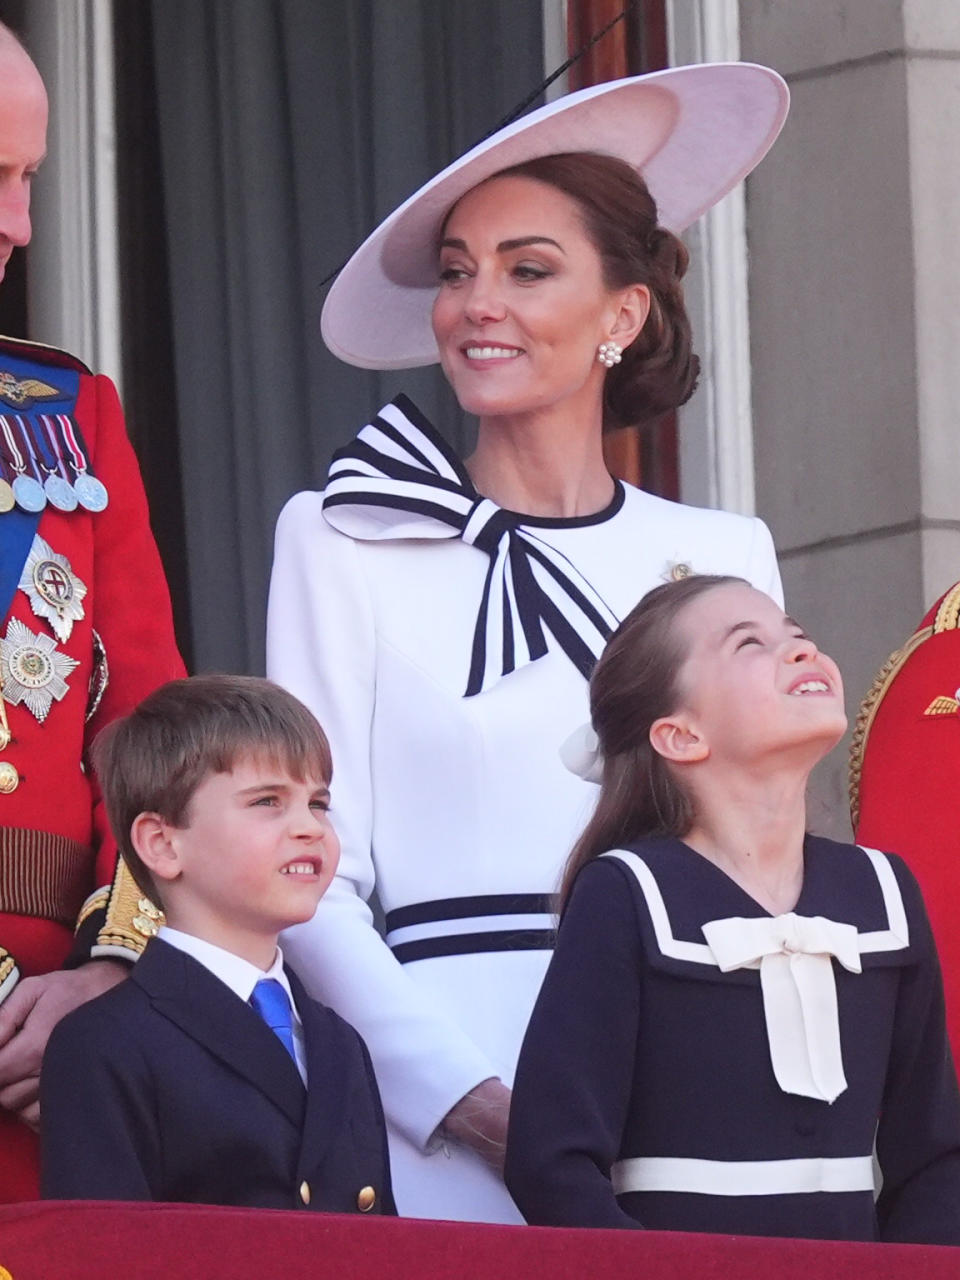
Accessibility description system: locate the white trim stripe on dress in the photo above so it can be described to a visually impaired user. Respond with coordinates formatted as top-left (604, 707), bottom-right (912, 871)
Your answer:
top-left (611, 1155), bottom-right (875, 1198)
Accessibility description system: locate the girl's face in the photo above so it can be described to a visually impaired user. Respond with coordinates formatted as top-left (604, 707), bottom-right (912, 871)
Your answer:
top-left (431, 174), bottom-right (647, 423)
top-left (667, 583), bottom-right (847, 767)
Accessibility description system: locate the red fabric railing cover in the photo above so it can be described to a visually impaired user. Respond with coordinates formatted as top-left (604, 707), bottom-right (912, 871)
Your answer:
top-left (0, 1201), bottom-right (958, 1280)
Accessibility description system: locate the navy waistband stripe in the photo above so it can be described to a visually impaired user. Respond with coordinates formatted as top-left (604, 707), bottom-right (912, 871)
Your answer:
top-left (384, 893), bottom-right (554, 932)
top-left (390, 928), bottom-right (556, 965)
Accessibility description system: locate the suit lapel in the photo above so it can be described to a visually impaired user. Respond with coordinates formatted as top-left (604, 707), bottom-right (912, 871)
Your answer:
top-left (133, 939), bottom-right (306, 1129)
top-left (290, 967), bottom-right (349, 1168)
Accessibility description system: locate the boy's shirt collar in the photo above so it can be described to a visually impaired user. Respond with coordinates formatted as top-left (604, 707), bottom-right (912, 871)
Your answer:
top-left (158, 924), bottom-right (302, 1025)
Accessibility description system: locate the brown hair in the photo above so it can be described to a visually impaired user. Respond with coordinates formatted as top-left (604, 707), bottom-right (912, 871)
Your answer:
top-left (560, 575), bottom-right (745, 907)
top-left (92, 675), bottom-right (332, 905)
top-left (484, 152), bottom-right (699, 430)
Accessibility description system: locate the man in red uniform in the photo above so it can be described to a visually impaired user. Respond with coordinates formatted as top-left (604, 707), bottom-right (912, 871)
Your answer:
top-left (852, 582), bottom-right (960, 1068)
top-left (0, 23), bottom-right (184, 1199)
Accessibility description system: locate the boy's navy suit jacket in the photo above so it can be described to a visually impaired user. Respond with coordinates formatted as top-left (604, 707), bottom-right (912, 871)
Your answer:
top-left (40, 937), bottom-right (396, 1214)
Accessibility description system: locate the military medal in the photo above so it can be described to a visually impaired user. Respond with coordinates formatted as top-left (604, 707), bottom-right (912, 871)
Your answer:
top-left (18, 535), bottom-right (87, 643)
top-left (56, 414), bottom-right (109, 512)
top-left (0, 617), bottom-right (79, 723)
top-left (0, 458), bottom-right (15, 514)
top-left (33, 416), bottom-right (78, 511)
top-left (0, 415), bottom-right (46, 511)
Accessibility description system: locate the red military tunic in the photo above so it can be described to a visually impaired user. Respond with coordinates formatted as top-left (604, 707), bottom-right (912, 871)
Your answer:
top-left (852, 582), bottom-right (960, 1069)
top-left (0, 335), bottom-right (184, 1200)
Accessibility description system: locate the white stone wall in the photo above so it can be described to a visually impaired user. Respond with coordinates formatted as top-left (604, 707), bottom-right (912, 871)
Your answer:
top-left (740, 1), bottom-right (960, 835)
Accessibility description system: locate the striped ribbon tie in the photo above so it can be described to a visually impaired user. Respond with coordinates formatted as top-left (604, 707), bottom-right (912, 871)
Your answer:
top-left (322, 394), bottom-right (619, 696)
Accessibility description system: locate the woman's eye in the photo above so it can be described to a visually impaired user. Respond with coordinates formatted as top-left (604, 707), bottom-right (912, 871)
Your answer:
top-left (439, 265), bottom-right (469, 284)
top-left (513, 263), bottom-right (550, 282)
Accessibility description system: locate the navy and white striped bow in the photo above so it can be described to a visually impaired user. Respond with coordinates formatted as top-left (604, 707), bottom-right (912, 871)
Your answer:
top-left (322, 395), bottom-right (620, 697)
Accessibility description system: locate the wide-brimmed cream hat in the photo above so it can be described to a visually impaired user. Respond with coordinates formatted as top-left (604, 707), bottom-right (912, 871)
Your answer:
top-left (321, 62), bottom-right (789, 370)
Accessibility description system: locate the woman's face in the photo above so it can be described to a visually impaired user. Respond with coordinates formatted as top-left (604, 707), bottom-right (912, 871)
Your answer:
top-left (431, 174), bottom-right (644, 423)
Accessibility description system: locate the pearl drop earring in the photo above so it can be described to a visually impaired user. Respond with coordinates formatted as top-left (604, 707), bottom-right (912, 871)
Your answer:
top-left (597, 340), bottom-right (623, 368)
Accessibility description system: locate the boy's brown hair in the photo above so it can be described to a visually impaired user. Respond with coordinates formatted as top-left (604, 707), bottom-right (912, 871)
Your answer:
top-left (92, 675), bottom-right (333, 905)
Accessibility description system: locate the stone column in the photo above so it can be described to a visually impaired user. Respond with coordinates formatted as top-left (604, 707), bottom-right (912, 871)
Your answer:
top-left (741, 1), bottom-right (960, 835)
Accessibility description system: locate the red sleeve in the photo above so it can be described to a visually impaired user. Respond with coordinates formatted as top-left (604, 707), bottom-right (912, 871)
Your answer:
top-left (80, 373), bottom-right (185, 904)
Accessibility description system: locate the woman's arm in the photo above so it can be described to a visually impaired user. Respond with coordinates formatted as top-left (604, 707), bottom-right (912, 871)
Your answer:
top-left (875, 857), bottom-right (960, 1245)
top-left (267, 494), bottom-right (500, 1154)
top-left (505, 858), bottom-right (644, 1228)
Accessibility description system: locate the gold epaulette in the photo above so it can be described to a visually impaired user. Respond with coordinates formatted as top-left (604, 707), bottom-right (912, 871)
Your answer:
top-left (91, 859), bottom-right (164, 961)
top-left (0, 331), bottom-right (92, 375)
top-left (848, 624), bottom-right (932, 830)
top-left (849, 582), bottom-right (960, 828)
top-left (0, 947), bottom-right (20, 1007)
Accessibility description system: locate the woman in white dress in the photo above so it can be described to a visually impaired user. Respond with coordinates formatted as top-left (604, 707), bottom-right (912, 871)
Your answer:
top-left (267, 64), bottom-right (789, 1224)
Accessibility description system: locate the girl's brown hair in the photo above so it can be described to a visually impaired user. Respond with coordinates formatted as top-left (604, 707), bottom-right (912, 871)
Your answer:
top-left (560, 574), bottom-right (745, 907)
top-left (489, 151), bottom-right (700, 431)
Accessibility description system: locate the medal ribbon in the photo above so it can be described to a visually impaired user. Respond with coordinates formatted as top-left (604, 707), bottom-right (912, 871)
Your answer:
top-left (323, 395), bottom-right (620, 696)
top-left (17, 415), bottom-right (50, 483)
top-left (0, 416), bottom-right (26, 475)
top-left (57, 414), bottom-right (93, 477)
top-left (0, 354), bottom-right (80, 622)
top-left (33, 415), bottom-right (67, 479)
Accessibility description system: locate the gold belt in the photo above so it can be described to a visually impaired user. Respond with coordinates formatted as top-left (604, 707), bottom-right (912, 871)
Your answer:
top-left (0, 827), bottom-right (93, 925)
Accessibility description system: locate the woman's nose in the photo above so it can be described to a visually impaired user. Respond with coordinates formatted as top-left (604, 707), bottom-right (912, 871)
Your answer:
top-left (463, 273), bottom-right (507, 325)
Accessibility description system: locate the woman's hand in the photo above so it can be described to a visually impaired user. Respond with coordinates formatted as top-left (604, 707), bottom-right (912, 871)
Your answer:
top-left (442, 1077), bottom-right (512, 1176)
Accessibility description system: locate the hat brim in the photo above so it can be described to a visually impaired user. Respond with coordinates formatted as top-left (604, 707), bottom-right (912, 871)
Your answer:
top-left (322, 62), bottom-right (789, 370)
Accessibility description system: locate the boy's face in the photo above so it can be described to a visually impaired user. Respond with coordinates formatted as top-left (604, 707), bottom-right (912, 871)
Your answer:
top-left (160, 755), bottom-right (339, 963)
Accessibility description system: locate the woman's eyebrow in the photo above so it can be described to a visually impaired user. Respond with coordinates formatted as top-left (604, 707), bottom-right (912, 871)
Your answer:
top-left (438, 235), bottom-right (565, 253)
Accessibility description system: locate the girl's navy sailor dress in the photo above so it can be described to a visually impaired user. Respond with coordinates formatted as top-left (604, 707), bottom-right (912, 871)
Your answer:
top-left (506, 835), bottom-right (960, 1242)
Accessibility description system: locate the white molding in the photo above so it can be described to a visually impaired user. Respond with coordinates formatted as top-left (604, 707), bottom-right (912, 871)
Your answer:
top-left (25, 0), bottom-right (122, 390)
top-left (668, 0), bottom-right (755, 514)
top-left (542, 0), bottom-right (569, 101)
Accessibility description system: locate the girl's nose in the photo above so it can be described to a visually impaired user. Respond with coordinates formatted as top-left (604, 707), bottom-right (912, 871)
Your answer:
top-left (786, 634), bottom-right (817, 663)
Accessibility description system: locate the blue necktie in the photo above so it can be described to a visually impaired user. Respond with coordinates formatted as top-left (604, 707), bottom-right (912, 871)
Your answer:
top-left (249, 978), bottom-right (297, 1065)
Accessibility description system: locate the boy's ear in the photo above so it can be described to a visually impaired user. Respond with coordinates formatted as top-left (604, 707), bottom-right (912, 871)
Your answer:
top-left (649, 713), bottom-right (710, 765)
top-left (130, 812), bottom-right (183, 883)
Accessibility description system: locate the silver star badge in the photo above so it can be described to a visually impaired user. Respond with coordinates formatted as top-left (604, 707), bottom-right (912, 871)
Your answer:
top-left (0, 618), bottom-right (79, 723)
top-left (18, 535), bottom-right (87, 642)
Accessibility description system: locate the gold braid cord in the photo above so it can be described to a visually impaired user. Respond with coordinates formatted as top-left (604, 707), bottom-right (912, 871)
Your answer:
top-left (92, 858), bottom-right (164, 961)
top-left (848, 625), bottom-right (933, 830)
top-left (933, 582), bottom-right (960, 635)
top-left (0, 947), bottom-right (20, 1007)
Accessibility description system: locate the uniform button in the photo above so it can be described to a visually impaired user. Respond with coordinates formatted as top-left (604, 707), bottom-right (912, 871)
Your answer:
top-left (0, 762), bottom-right (19, 794)
top-left (357, 1185), bottom-right (376, 1212)
top-left (299, 1180), bottom-right (311, 1205)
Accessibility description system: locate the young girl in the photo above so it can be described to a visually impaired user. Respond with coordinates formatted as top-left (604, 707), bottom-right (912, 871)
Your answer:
top-left (505, 575), bottom-right (960, 1243)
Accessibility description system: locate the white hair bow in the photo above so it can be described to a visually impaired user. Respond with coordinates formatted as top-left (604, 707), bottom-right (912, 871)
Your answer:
top-left (559, 722), bottom-right (604, 784)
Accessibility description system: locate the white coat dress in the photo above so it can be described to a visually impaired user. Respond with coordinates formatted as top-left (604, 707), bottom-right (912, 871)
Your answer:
top-left (266, 397), bottom-right (784, 1223)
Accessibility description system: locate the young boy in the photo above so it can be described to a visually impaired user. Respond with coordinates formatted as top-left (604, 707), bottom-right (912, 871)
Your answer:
top-left (39, 675), bottom-right (395, 1215)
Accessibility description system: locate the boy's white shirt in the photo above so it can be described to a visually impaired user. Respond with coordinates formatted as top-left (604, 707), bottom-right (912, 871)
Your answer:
top-left (158, 925), bottom-right (307, 1082)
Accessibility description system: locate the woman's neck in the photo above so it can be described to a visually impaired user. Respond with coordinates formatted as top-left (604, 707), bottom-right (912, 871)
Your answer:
top-left (465, 407), bottom-right (614, 519)
top-left (682, 764), bottom-right (810, 916)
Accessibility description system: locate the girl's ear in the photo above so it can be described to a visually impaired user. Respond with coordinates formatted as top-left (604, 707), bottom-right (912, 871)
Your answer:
top-left (649, 713), bottom-right (710, 765)
top-left (131, 812), bottom-right (183, 884)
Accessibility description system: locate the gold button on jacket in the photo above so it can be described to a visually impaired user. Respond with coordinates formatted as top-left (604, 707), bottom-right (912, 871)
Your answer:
top-left (357, 1185), bottom-right (376, 1212)
top-left (298, 1180), bottom-right (311, 1205)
